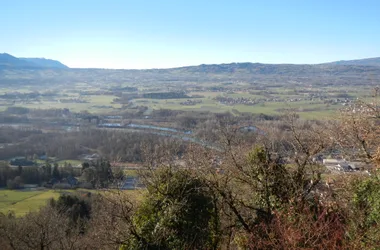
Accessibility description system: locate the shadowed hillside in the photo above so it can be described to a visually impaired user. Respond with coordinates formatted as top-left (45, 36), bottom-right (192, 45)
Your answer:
top-left (0, 53), bottom-right (68, 69)
top-left (20, 58), bottom-right (68, 69)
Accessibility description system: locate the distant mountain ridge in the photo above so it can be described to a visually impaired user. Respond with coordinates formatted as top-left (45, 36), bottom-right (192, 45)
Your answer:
top-left (1, 52), bottom-right (380, 70)
top-left (0, 53), bottom-right (68, 69)
top-left (168, 62), bottom-right (380, 76)
top-left (19, 57), bottom-right (68, 69)
top-left (2, 60), bottom-right (380, 88)
top-left (324, 57), bottom-right (380, 67)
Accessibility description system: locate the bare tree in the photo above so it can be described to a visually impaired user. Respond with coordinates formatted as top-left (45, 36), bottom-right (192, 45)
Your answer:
top-left (0, 206), bottom-right (85, 250)
top-left (332, 87), bottom-right (380, 166)
top-left (184, 113), bottom-right (331, 248)
top-left (86, 190), bottom-right (138, 249)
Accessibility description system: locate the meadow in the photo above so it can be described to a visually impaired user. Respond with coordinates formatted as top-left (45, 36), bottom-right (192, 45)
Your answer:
top-left (0, 189), bottom-right (61, 216)
top-left (0, 188), bottom-right (143, 217)
top-left (131, 90), bottom-right (345, 119)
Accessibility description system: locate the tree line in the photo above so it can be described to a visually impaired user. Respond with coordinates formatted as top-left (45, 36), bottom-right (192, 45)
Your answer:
top-left (0, 160), bottom-right (123, 190)
top-left (0, 129), bottom-right (164, 162)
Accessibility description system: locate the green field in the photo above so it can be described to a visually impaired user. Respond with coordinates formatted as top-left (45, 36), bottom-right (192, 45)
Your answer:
top-left (56, 159), bottom-right (82, 166)
top-left (0, 78), bottom-right (371, 119)
top-left (33, 159), bottom-right (82, 167)
top-left (0, 190), bottom-right (61, 216)
top-left (131, 95), bottom-right (340, 119)
top-left (0, 189), bottom-right (143, 217)
top-left (124, 169), bottom-right (138, 177)
top-left (14, 94), bottom-right (122, 113)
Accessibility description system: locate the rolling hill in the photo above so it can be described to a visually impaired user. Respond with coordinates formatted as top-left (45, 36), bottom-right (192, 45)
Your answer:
top-left (1, 53), bottom-right (380, 88)
top-left (325, 57), bottom-right (380, 67)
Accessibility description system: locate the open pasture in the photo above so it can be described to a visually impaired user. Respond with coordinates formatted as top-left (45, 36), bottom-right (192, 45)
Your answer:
top-left (0, 189), bottom-right (143, 217)
top-left (0, 189), bottom-right (60, 216)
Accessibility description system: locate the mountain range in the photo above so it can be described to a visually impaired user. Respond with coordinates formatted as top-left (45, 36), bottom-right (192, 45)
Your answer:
top-left (0, 53), bottom-right (68, 69)
top-left (1, 52), bottom-right (380, 70)
top-left (324, 57), bottom-right (380, 67)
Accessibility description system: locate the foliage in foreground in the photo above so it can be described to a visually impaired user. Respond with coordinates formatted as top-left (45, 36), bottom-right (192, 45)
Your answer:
top-left (0, 93), bottom-right (379, 249)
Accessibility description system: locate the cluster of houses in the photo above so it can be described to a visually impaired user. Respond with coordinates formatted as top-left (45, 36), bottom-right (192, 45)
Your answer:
top-left (82, 153), bottom-right (101, 162)
top-left (44, 175), bottom-right (79, 189)
top-left (323, 98), bottom-right (353, 106)
top-left (180, 99), bottom-right (203, 106)
top-left (322, 159), bottom-right (363, 172)
top-left (214, 95), bottom-right (357, 107)
top-left (59, 98), bottom-right (88, 103)
top-left (214, 96), bottom-right (313, 106)
top-left (215, 96), bottom-right (257, 105)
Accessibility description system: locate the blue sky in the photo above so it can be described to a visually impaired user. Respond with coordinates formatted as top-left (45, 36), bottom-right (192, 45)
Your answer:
top-left (1, 0), bottom-right (380, 69)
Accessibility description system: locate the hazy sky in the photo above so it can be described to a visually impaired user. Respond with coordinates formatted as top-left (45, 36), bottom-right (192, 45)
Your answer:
top-left (1, 0), bottom-right (379, 69)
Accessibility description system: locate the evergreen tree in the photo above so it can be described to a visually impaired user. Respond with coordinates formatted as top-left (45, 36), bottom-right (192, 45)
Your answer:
top-left (52, 163), bottom-right (60, 180)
